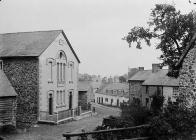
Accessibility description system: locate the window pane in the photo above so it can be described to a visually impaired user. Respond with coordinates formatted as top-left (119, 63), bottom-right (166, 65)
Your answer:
top-left (57, 63), bottom-right (59, 82)
top-left (56, 91), bottom-right (59, 105)
top-left (63, 63), bottom-right (66, 82)
top-left (60, 63), bottom-right (62, 82)
top-left (63, 90), bottom-right (65, 104)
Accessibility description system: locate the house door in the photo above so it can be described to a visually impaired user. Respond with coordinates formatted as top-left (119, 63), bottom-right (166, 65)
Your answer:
top-left (69, 92), bottom-right (73, 109)
top-left (49, 94), bottom-right (53, 115)
top-left (111, 99), bottom-right (113, 105)
top-left (117, 99), bottom-right (119, 107)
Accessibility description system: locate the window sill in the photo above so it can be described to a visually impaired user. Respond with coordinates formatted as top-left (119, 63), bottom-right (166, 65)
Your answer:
top-left (56, 105), bottom-right (66, 108)
top-left (57, 81), bottom-right (65, 87)
top-left (48, 81), bottom-right (53, 84)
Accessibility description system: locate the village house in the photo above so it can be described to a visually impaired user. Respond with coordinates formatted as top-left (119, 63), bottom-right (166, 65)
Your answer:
top-left (128, 64), bottom-right (179, 108)
top-left (0, 70), bottom-right (17, 127)
top-left (0, 30), bottom-right (80, 127)
top-left (95, 83), bottom-right (129, 107)
top-left (142, 69), bottom-right (179, 108)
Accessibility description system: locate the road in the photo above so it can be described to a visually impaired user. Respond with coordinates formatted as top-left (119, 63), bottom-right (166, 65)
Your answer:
top-left (2, 103), bottom-right (121, 140)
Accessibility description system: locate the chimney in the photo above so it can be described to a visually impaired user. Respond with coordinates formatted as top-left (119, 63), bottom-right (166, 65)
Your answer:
top-left (152, 63), bottom-right (161, 73)
top-left (138, 67), bottom-right (144, 71)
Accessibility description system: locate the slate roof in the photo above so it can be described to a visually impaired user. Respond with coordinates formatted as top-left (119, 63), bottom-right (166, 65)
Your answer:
top-left (0, 70), bottom-right (17, 97)
top-left (142, 69), bottom-right (179, 87)
top-left (97, 83), bottom-right (129, 98)
top-left (128, 70), bottom-right (153, 81)
top-left (0, 30), bottom-right (80, 63)
top-left (78, 81), bottom-right (92, 91)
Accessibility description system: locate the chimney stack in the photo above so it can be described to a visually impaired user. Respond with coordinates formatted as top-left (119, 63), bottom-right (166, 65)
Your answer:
top-left (152, 63), bottom-right (161, 73)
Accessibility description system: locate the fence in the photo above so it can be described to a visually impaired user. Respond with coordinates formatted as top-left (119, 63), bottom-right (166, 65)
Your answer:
top-left (39, 106), bottom-right (83, 124)
top-left (62, 124), bottom-right (150, 140)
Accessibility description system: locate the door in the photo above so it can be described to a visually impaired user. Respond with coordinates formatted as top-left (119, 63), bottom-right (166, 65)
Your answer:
top-left (49, 94), bottom-right (53, 115)
top-left (117, 99), bottom-right (119, 107)
top-left (69, 92), bottom-right (73, 109)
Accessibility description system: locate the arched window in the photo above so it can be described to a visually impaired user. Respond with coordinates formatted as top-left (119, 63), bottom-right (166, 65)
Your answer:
top-left (57, 51), bottom-right (67, 85)
top-left (57, 50), bottom-right (67, 61)
top-left (46, 58), bottom-right (55, 83)
top-left (68, 61), bottom-right (74, 83)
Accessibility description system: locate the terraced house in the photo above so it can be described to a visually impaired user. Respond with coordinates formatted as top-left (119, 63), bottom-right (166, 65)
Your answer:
top-left (128, 64), bottom-right (179, 108)
top-left (0, 30), bottom-right (80, 127)
top-left (95, 83), bottom-right (129, 107)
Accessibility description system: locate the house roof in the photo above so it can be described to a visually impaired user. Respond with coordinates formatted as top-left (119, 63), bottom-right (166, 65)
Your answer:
top-left (97, 83), bottom-right (129, 98)
top-left (0, 70), bottom-right (17, 97)
top-left (0, 30), bottom-right (80, 63)
top-left (128, 70), bottom-right (153, 81)
top-left (142, 69), bottom-right (179, 87)
top-left (78, 81), bottom-right (92, 91)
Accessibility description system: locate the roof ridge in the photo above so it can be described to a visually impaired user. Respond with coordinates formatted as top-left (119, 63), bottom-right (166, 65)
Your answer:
top-left (0, 29), bottom-right (63, 35)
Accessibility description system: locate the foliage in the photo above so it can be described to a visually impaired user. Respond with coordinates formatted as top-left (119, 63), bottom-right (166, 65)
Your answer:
top-left (120, 98), bottom-right (152, 126)
top-left (149, 101), bottom-right (196, 140)
top-left (123, 4), bottom-right (195, 77)
top-left (150, 90), bottom-right (164, 114)
top-left (119, 76), bottom-right (127, 83)
top-left (0, 125), bottom-right (16, 134)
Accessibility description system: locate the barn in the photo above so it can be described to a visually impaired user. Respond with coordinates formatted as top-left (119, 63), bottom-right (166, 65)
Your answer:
top-left (0, 70), bottom-right (17, 127)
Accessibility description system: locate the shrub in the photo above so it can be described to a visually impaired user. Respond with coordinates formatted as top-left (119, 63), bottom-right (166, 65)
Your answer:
top-left (120, 98), bottom-right (151, 126)
top-left (0, 125), bottom-right (16, 134)
top-left (149, 101), bottom-right (196, 140)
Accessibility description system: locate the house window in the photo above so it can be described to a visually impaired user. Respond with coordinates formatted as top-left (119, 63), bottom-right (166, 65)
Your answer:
top-left (111, 99), bottom-right (113, 105)
top-left (146, 98), bottom-right (149, 107)
top-left (57, 63), bottom-right (59, 82)
top-left (63, 90), bottom-right (66, 105)
top-left (57, 50), bottom-right (67, 60)
top-left (60, 63), bottom-right (62, 82)
top-left (146, 86), bottom-right (148, 94)
top-left (46, 58), bottom-right (55, 83)
top-left (0, 60), bottom-right (3, 70)
top-left (57, 51), bottom-right (67, 85)
top-left (63, 63), bottom-right (66, 81)
top-left (173, 87), bottom-right (179, 97)
top-left (69, 61), bottom-right (74, 83)
top-left (56, 91), bottom-right (60, 105)
top-left (105, 98), bottom-right (108, 102)
top-left (60, 90), bottom-right (63, 105)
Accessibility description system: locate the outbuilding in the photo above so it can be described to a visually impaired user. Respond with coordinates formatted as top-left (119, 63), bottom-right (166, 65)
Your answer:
top-left (0, 70), bottom-right (17, 127)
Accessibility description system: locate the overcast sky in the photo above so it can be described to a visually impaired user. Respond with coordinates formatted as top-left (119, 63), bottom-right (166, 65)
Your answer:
top-left (0, 0), bottom-right (195, 77)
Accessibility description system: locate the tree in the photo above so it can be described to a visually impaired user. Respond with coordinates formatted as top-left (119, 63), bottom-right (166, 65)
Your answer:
top-left (119, 76), bottom-right (126, 83)
top-left (120, 98), bottom-right (151, 126)
top-left (150, 89), bottom-right (164, 114)
top-left (123, 4), bottom-right (195, 77)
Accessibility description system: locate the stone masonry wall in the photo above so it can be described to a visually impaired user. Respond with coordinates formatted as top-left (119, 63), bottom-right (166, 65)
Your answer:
top-left (2, 57), bottom-right (39, 128)
top-left (179, 46), bottom-right (196, 105)
top-left (129, 81), bottom-right (143, 99)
